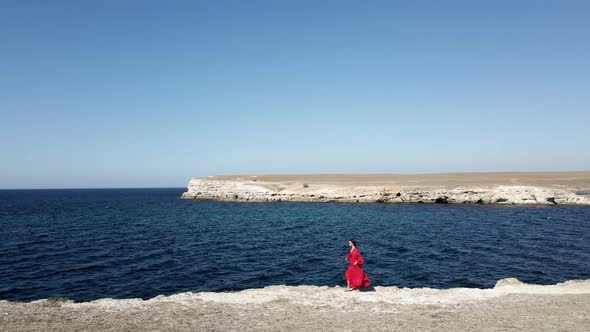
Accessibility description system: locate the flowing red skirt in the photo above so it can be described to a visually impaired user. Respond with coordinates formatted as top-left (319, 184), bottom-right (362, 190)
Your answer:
top-left (345, 264), bottom-right (371, 288)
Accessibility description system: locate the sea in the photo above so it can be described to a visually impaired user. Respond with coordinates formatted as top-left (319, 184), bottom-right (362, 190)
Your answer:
top-left (1, 188), bottom-right (589, 302)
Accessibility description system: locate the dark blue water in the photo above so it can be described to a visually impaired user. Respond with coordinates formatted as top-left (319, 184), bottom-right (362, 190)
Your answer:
top-left (1, 188), bottom-right (589, 302)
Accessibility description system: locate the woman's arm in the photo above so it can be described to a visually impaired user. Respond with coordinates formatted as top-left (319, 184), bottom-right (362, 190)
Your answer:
top-left (356, 252), bottom-right (365, 266)
top-left (352, 250), bottom-right (359, 265)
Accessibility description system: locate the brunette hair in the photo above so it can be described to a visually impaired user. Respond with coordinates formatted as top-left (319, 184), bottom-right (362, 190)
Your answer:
top-left (349, 239), bottom-right (357, 247)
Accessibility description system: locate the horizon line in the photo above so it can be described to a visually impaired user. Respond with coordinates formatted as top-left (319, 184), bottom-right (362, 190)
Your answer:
top-left (0, 186), bottom-right (187, 191)
top-left (4, 170), bottom-right (590, 190)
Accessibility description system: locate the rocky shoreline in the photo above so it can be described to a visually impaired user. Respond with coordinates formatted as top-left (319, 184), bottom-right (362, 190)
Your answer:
top-left (181, 172), bottom-right (590, 205)
top-left (2, 278), bottom-right (589, 331)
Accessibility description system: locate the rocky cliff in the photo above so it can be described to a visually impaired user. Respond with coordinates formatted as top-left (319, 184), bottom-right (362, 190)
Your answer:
top-left (181, 173), bottom-right (590, 205)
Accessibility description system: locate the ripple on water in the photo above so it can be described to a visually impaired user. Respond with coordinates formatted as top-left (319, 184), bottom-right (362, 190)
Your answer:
top-left (0, 189), bottom-right (589, 301)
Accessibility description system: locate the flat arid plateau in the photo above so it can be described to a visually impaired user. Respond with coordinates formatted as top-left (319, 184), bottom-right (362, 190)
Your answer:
top-left (1, 279), bottom-right (589, 331)
top-left (182, 171), bottom-right (590, 205)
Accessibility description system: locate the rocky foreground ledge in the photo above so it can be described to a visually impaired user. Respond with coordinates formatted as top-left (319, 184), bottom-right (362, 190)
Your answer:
top-left (181, 172), bottom-right (590, 205)
top-left (1, 278), bottom-right (589, 331)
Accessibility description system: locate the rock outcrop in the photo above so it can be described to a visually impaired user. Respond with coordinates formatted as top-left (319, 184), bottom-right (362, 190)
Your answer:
top-left (181, 174), bottom-right (590, 205)
top-left (2, 279), bottom-right (590, 331)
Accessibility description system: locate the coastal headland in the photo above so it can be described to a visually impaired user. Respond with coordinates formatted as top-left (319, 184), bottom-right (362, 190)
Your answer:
top-left (1, 279), bottom-right (589, 331)
top-left (181, 171), bottom-right (590, 205)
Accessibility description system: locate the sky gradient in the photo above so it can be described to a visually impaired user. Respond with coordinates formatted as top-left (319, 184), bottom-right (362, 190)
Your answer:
top-left (1, 1), bottom-right (589, 189)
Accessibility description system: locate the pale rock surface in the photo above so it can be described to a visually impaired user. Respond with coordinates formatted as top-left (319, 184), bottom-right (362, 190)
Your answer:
top-left (181, 173), bottom-right (590, 205)
top-left (2, 279), bottom-right (589, 331)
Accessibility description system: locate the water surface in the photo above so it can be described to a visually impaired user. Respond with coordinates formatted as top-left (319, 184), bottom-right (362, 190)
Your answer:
top-left (1, 188), bottom-right (589, 302)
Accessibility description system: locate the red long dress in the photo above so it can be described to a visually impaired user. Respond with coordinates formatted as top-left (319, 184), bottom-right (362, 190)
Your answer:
top-left (345, 247), bottom-right (371, 288)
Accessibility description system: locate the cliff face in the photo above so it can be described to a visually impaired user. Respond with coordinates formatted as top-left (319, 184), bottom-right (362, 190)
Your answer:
top-left (181, 174), bottom-right (590, 205)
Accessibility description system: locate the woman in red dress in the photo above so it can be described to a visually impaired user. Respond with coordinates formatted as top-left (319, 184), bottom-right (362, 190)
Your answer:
top-left (345, 239), bottom-right (371, 291)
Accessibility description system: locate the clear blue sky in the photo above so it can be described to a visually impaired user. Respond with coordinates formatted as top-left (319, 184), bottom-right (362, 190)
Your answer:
top-left (1, 1), bottom-right (589, 189)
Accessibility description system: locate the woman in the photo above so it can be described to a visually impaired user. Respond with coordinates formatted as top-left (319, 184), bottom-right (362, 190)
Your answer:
top-left (345, 239), bottom-right (371, 291)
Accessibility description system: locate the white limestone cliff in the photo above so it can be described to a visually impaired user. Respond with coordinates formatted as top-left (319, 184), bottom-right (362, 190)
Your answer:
top-left (181, 176), bottom-right (590, 205)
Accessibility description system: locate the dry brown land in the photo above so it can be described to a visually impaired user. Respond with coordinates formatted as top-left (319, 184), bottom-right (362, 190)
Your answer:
top-left (214, 171), bottom-right (590, 190)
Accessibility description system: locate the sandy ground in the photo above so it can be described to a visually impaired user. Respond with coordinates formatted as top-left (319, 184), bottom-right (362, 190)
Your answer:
top-left (214, 172), bottom-right (590, 190)
top-left (2, 279), bottom-right (589, 331)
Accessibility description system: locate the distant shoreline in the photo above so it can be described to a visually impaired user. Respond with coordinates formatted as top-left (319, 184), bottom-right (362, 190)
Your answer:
top-left (181, 171), bottom-right (590, 205)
